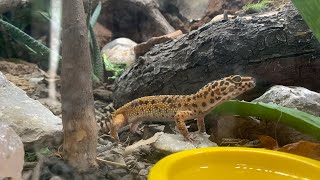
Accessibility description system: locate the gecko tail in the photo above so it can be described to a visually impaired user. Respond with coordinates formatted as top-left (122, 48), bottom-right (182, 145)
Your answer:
top-left (110, 114), bottom-right (127, 141)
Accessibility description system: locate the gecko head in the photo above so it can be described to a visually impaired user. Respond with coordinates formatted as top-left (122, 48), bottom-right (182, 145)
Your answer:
top-left (196, 75), bottom-right (255, 104)
top-left (218, 75), bottom-right (256, 99)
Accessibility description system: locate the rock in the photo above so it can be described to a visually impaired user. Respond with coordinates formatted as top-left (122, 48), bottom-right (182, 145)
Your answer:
top-left (101, 38), bottom-right (137, 66)
top-left (0, 72), bottom-right (63, 150)
top-left (0, 123), bottom-right (24, 179)
top-left (152, 132), bottom-right (217, 153)
top-left (130, 169), bottom-right (139, 175)
top-left (119, 174), bottom-right (135, 180)
top-left (146, 165), bottom-right (152, 171)
top-left (102, 38), bottom-right (137, 53)
top-left (253, 85), bottom-right (320, 116)
top-left (138, 169), bottom-right (148, 176)
top-left (107, 169), bottom-right (129, 180)
top-left (37, 98), bottom-right (62, 115)
top-left (124, 155), bottom-right (138, 170)
top-left (40, 157), bottom-right (75, 180)
top-left (137, 176), bottom-right (147, 180)
top-left (38, 156), bottom-right (107, 179)
top-left (96, 143), bottom-right (113, 153)
top-left (136, 162), bottom-right (146, 170)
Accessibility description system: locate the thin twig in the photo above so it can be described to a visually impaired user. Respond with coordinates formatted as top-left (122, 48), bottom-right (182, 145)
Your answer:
top-left (96, 157), bottom-right (127, 168)
top-left (110, 106), bottom-right (116, 112)
top-left (98, 134), bottom-right (112, 138)
top-left (23, 162), bottom-right (38, 170)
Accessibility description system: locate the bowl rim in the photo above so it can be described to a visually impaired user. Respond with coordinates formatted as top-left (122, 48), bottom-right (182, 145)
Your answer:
top-left (148, 147), bottom-right (320, 179)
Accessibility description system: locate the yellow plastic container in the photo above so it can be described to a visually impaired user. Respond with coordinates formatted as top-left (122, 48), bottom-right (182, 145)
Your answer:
top-left (148, 147), bottom-right (320, 180)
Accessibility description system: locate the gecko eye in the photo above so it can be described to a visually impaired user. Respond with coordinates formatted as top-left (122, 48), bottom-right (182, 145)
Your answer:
top-left (231, 75), bottom-right (242, 83)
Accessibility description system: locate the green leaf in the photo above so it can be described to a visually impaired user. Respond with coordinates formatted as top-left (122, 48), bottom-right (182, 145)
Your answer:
top-left (25, 152), bottom-right (37, 162)
top-left (39, 147), bottom-right (51, 156)
top-left (0, 19), bottom-right (60, 60)
top-left (37, 11), bottom-right (51, 22)
top-left (102, 54), bottom-right (126, 79)
top-left (90, 1), bottom-right (102, 27)
top-left (291, 0), bottom-right (320, 42)
top-left (89, 24), bottom-right (104, 81)
top-left (208, 100), bottom-right (320, 139)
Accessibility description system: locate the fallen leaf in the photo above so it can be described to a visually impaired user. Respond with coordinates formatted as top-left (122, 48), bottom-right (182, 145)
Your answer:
top-left (257, 135), bottom-right (279, 150)
top-left (278, 141), bottom-right (320, 161)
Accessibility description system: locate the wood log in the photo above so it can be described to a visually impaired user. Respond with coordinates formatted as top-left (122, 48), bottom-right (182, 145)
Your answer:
top-left (113, 3), bottom-right (320, 107)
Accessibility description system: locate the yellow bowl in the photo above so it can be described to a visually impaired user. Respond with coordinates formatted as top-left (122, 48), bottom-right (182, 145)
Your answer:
top-left (148, 147), bottom-right (320, 180)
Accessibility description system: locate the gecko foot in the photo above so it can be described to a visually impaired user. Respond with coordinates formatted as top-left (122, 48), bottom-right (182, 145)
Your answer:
top-left (184, 134), bottom-right (195, 143)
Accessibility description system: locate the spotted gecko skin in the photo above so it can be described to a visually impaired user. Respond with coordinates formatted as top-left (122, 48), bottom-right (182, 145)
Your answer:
top-left (110, 75), bottom-right (256, 141)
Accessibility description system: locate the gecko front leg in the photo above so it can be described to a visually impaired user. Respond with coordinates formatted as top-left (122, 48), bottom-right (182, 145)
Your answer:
top-left (196, 116), bottom-right (206, 133)
top-left (130, 120), bottom-right (143, 137)
top-left (110, 114), bottom-right (127, 141)
top-left (174, 111), bottom-right (195, 142)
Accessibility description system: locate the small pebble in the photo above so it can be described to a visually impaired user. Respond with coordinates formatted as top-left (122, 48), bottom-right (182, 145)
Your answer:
top-left (130, 169), bottom-right (139, 174)
top-left (136, 162), bottom-right (146, 170)
top-left (137, 175), bottom-right (147, 180)
top-left (138, 169), bottom-right (148, 176)
top-left (146, 165), bottom-right (152, 171)
top-left (119, 174), bottom-right (135, 180)
top-left (107, 169), bottom-right (129, 180)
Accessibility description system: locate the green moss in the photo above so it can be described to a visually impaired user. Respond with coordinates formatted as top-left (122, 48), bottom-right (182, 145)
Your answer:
top-left (243, 0), bottom-right (271, 12)
top-left (25, 151), bottom-right (37, 162)
top-left (25, 147), bottom-right (52, 162)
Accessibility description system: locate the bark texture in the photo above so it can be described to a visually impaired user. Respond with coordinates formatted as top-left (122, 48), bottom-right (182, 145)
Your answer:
top-left (61, 0), bottom-right (97, 171)
top-left (114, 3), bottom-right (320, 107)
top-left (0, 0), bottom-right (28, 13)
